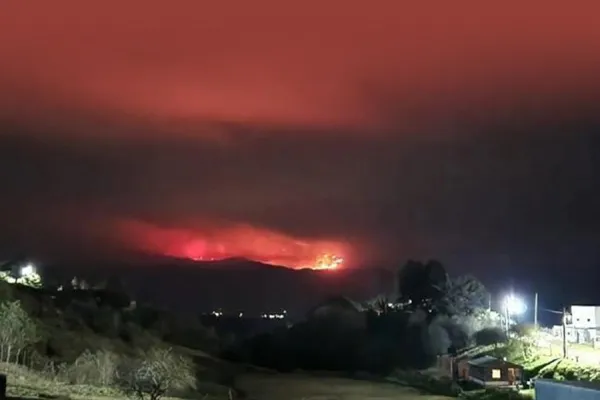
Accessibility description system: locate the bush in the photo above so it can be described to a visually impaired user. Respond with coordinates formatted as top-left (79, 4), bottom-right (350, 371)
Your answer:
top-left (537, 359), bottom-right (600, 382)
top-left (118, 347), bottom-right (196, 400)
top-left (58, 349), bottom-right (120, 386)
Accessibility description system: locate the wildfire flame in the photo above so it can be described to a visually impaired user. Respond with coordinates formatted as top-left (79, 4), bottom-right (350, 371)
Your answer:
top-left (311, 253), bottom-right (344, 270)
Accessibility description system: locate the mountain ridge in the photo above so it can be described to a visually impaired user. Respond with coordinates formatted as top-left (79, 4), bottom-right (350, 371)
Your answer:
top-left (39, 256), bottom-right (396, 317)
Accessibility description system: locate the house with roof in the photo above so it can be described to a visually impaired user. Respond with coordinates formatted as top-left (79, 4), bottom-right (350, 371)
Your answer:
top-left (465, 356), bottom-right (523, 387)
top-left (438, 353), bottom-right (523, 388)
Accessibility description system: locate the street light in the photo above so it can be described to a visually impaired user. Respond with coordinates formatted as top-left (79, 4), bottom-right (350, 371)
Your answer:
top-left (504, 294), bottom-right (527, 316)
top-left (20, 263), bottom-right (35, 277)
top-left (503, 294), bottom-right (527, 334)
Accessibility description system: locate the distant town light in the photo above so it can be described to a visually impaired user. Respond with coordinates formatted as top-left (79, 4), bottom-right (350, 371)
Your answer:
top-left (261, 313), bottom-right (285, 319)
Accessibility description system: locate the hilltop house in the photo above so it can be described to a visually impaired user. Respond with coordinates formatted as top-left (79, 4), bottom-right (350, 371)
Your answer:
top-left (552, 305), bottom-right (600, 345)
top-left (569, 305), bottom-right (600, 344)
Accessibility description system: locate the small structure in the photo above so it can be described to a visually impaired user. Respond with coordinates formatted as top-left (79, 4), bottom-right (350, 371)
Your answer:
top-left (466, 356), bottom-right (523, 387)
top-left (535, 379), bottom-right (600, 400)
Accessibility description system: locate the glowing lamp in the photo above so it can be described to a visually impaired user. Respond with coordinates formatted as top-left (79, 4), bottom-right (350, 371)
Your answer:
top-left (504, 294), bottom-right (527, 315)
top-left (20, 264), bottom-right (35, 277)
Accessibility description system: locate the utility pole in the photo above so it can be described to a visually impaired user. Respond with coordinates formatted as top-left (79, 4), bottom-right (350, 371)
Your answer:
top-left (505, 303), bottom-right (510, 335)
top-left (534, 292), bottom-right (539, 329)
top-left (562, 307), bottom-right (568, 359)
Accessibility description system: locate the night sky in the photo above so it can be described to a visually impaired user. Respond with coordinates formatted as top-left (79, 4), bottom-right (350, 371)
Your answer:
top-left (1, 3), bottom-right (599, 277)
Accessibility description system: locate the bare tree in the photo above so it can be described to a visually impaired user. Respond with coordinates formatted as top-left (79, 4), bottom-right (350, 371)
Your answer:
top-left (0, 300), bottom-right (39, 363)
top-left (118, 347), bottom-right (195, 400)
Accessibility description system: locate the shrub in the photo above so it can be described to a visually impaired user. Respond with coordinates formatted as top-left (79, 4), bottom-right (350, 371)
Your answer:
top-left (59, 349), bottom-right (120, 386)
top-left (118, 347), bottom-right (196, 400)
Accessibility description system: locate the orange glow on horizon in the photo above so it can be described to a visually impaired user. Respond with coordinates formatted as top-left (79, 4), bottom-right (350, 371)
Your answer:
top-left (117, 220), bottom-right (350, 270)
top-left (311, 254), bottom-right (344, 270)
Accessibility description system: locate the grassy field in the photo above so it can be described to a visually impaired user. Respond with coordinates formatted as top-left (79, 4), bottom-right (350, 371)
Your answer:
top-left (236, 373), bottom-right (454, 400)
top-left (2, 366), bottom-right (454, 400)
top-left (4, 343), bottom-right (526, 400)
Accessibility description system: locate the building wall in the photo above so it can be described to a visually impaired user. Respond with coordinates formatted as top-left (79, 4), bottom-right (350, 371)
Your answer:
top-left (469, 365), bottom-right (486, 382)
top-left (457, 360), bottom-right (470, 380)
top-left (569, 306), bottom-right (600, 343)
top-left (468, 364), bottom-right (522, 386)
top-left (571, 306), bottom-right (599, 329)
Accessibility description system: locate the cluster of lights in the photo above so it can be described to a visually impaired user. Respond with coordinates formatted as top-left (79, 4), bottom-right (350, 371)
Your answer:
top-left (261, 310), bottom-right (287, 319)
top-left (261, 313), bottom-right (285, 319)
top-left (209, 310), bottom-right (287, 319)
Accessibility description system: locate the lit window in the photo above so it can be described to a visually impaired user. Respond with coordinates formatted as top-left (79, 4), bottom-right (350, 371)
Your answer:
top-left (492, 369), bottom-right (501, 379)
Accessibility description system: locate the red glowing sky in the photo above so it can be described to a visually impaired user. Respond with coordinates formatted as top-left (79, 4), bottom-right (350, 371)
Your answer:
top-left (1, 2), bottom-right (600, 269)
top-left (118, 220), bottom-right (349, 269)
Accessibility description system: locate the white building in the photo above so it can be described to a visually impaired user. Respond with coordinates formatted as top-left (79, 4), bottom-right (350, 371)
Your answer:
top-left (568, 305), bottom-right (600, 344)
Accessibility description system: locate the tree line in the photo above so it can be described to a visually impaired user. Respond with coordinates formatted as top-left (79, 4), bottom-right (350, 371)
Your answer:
top-left (224, 259), bottom-right (505, 372)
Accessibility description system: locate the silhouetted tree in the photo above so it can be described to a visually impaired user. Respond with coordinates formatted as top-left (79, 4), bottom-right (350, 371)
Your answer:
top-left (397, 259), bottom-right (449, 314)
top-left (440, 275), bottom-right (488, 316)
top-left (474, 327), bottom-right (507, 346)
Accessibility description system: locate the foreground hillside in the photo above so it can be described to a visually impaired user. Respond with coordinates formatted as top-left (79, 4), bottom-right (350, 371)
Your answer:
top-left (0, 279), bottom-right (236, 399)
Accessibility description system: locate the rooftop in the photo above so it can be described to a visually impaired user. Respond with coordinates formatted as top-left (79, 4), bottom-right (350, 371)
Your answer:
top-left (468, 356), bottom-right (522, 368)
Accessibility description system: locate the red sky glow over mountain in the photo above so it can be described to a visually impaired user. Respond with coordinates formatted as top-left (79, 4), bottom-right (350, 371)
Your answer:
top-left (117, 220), bottom-right (349, 270)
top-left (1, 2), bottom-right (600, 274)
